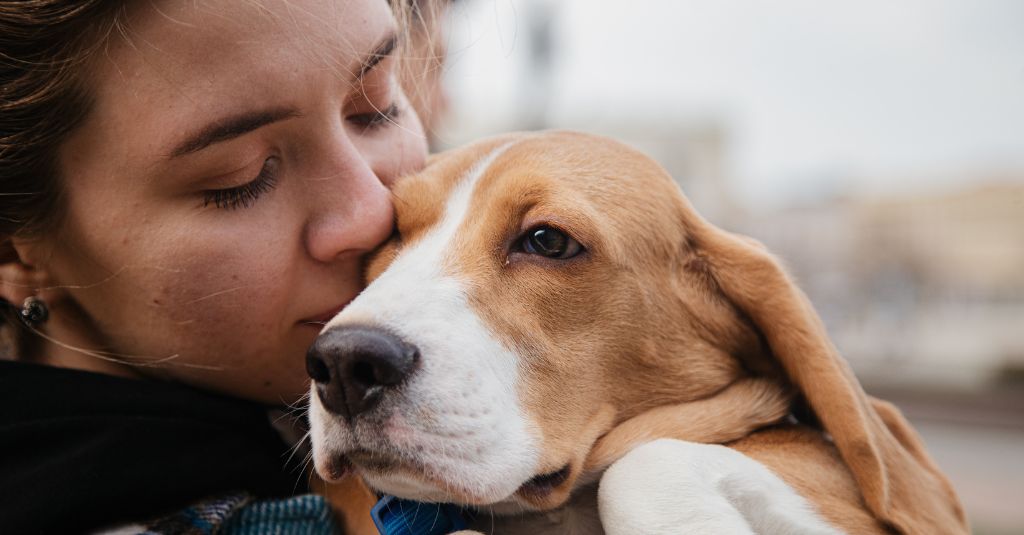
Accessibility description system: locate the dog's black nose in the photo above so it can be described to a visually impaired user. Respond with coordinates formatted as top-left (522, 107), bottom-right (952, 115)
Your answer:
top-left (306, 325), bottom-right (419, 420)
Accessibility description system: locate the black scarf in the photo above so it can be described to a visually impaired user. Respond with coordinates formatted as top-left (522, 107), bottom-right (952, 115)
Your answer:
top-left (0, 361), bottom-right (309, 534)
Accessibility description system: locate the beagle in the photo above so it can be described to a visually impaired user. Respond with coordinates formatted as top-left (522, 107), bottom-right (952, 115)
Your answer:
top-left (306, 131), bottom-right (967, 534)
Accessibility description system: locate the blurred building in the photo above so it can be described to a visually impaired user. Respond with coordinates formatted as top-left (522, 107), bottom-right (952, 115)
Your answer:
top-left (742, 179), bottom-right (1024, 390)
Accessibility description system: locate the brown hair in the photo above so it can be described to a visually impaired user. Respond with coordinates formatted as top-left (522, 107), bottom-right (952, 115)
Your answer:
top-left (1, 1), bottom-right (131, 355)
top-left (394, 0), bottom-right (452, 144)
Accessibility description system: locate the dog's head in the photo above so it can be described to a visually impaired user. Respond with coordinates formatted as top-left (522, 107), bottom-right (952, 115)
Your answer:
top-left (307, 131), bottom-right (965, 532)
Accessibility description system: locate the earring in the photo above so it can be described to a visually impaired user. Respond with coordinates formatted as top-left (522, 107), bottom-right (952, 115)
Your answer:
top-left (20, 296), bottom-right (48, 327)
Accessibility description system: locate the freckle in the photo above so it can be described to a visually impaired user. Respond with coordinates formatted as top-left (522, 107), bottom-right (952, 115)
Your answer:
top-left (264, 381), bottom-right (272, 387)
top-left (232, 274), bottom-right (239, 281)
top-left (152, 299), bottom-right (161, 305)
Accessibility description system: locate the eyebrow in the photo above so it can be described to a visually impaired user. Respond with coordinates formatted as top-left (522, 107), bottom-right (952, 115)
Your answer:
top-left (168, 108), bottom-right (300, 159)
top-left (167, 32), bottom-right (399, 159)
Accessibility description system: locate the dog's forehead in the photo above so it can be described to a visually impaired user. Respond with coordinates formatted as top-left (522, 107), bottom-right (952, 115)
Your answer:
top-left (394, 132), bottom-right (685, 245)
top-left (391, 135), bottom-right (521, 240)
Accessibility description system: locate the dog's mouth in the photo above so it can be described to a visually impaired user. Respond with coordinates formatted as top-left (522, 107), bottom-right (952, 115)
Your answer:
top-left (344, 449), bottom-right (487, 503)
top-left (512, 459), bottom-right (577, 506)
top-left (344, 447), bottom-right (574, 507)
top-left (516, 464), bottom-right (572, 499)
top-left (346, 449), bottom-right (408, 473)
top-left (318, 453), bottom-right (354, 482)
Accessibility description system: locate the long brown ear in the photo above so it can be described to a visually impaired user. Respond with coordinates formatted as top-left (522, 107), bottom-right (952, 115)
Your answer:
top-left (686, 210), bottom-right (967, 534)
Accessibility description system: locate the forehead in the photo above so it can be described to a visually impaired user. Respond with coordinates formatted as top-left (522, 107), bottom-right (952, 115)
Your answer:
top-left (100, 0), bottom-right (391, 85)
top-left (76, 0), bottom-right (394, 159)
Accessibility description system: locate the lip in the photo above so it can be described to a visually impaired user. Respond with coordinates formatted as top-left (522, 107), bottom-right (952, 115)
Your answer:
top-left (317, 454), bottom-right (353, 482)
top-left (300, 301), bottom-right (351, 327)
top-left (347, 449), bottom-right (404, 471)
top-left (348, 451), bottom-right (495, 505)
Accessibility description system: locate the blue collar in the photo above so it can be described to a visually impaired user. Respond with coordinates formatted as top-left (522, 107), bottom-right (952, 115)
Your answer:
top-left (371, 495), bottom-right (468, 535)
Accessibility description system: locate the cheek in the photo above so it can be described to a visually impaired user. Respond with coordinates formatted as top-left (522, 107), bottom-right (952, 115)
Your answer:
top-left (483, 263), bottom-right (629, 364)
top-left (475, 266), bottom-right (636, 443)
top-left (59, 209), bottom-right (298, 354)
top-left (154, 252), bottom-right (287, 331)
top-left (66, 224), bottom-right (313, 401)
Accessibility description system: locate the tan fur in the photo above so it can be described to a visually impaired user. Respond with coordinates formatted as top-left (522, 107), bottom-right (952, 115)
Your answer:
top-left (323, 131), bottom-right (966, 534)
top-left (730, 426), bottom-right (890, 533)
top-left (435, 135), bottom-right (762, 509)
top-left (323, 377), bottom-right (791, 533)
top-left (685, 198), bottom-right (968, 534)
top-left (584, 377), bottom-right (791, 475)
top-left (312, 473), bottom-right (379, 535)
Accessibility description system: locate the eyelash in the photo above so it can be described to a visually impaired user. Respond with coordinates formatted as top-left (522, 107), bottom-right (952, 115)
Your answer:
top-left (202, 157), bottom-right (279, 210)
top-left (349, 102), bottom-right (401, 131)
top-left (199, 102), bottom-right (398, 211)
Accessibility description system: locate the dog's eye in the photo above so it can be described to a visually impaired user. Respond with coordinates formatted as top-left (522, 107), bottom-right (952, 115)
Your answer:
top-left (521, 226), bottom-right (583, 259)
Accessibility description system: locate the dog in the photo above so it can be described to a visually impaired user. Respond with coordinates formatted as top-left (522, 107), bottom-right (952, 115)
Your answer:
top-left (306, 131), bottom-right (967, 534)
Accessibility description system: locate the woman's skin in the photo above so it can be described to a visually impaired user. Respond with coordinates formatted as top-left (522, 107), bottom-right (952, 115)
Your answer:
top-left (0, 0), bottom-right (427, 405)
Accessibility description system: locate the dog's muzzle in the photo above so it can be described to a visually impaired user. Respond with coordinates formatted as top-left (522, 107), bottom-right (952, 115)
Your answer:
top-left (306, 325), bottom-right (420, 421)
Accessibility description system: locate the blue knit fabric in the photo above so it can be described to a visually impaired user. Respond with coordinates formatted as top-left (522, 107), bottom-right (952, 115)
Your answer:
top-left (219, 494), bottom-right (337, 535)
top-left (133, 493), bottom-right (339, 535)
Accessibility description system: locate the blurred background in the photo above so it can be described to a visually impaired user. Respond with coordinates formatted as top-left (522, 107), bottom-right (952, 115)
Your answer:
top-left (418, 0), bottom-right (1024, 532)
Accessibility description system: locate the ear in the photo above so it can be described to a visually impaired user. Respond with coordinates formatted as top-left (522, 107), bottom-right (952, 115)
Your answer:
top-left (0, 238), bottom-right (52, 306)
top-left (685, 210), bottom-right (967, 534)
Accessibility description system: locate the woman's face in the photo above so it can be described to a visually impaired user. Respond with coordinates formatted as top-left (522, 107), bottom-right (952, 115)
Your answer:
top-left (43, 0), bottom-right (426, 404)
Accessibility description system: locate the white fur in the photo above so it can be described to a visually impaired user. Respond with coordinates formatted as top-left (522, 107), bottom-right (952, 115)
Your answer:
top-left (309, 142), bottom-right (541, 504)
top-left (309, 140), bottom-right (847, 533)
top-left (598, 439), bottom-right (844, 535)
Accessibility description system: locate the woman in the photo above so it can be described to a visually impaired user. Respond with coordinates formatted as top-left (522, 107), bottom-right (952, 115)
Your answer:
top-left (0, 0), bottom-right (439, 531)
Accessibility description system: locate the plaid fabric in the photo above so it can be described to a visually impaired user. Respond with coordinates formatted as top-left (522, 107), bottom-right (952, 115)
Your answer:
top-left (125, 493), bottom-right (339, 535)
top-left (219, 494), bottom-right (337, 535)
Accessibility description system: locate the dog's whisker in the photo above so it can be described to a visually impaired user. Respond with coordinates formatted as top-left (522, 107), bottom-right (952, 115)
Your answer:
top-left (295, 453), bottom-right (316, 495)
top-left (275, 398), bottom-right (310, 421)
top-left (282, 391), bottom-right (311, 413)
top-left (283, 430), bottom-right (312, 470)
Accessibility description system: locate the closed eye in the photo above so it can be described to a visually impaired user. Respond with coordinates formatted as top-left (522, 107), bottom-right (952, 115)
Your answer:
top-left (202, 156), bottom-right (280, 210)
top-left (348, 102), bottom-right (401, 132)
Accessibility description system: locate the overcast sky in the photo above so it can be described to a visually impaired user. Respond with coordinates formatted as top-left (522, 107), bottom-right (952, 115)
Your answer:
top-left (443, 0), bottom-right (1024, 204)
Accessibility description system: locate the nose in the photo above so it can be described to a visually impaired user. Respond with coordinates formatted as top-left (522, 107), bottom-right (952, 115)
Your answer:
top-left (306, 325), bottom-right (419, 420)
top-left (302, 136), bottom-right (395, 264)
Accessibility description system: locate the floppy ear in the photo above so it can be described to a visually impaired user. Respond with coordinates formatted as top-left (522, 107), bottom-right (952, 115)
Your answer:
top-left (685, 209), bottom-right (967, 534)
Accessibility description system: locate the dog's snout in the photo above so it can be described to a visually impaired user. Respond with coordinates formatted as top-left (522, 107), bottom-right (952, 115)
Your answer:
top-left (306, 325), bottom-right (419, 419)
